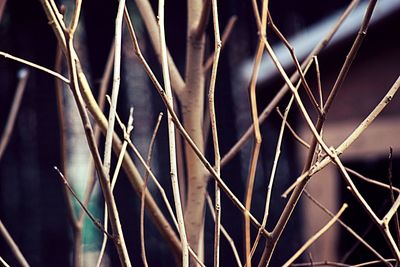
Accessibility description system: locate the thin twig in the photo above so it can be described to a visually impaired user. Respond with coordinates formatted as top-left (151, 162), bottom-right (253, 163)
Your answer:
top-left (158, 0), bottom-right (188, 265)
top-left (123, 5), bottom-right (268, 237)
top-left (65, 29), bottom-right (131, 265)
top-left (245, 39), bottom-right (264, 267)
top-left (332, 150), bottom-right (400, 260)
top-left (41, 0), bottom-right (181, 256)
top-left (387, 147), bottom-right (400, 247)
top-left (0, 256), bottom-right (11, 267)
top-left (250, 96), bottom-right (294, 261)
top-left (276, 107), bottom-right (310, 149)
top-left (96, 107), bottom-right (134, 267)
top-left (283, 204), bottom-right (348, 267)
top-left (79, 41), bottom-right (115, 225)
top-left (140, 112), bottom-right (163, 267)
top-left (192, 0), bottom-right (211, 40)
top-left (0, 51), bottom-right (69, 83)
top-left (268, 14), bottom-right (321, 115)
top-left (69, 0), bottom-right (82, 35)
top-left (324, 0), bottom-right (377, 113)
top-left (291, 259), bottom-right (397, 267)
top-left (245, 2), bottom-right (269, 265)
top-left (208, 0), bottom-right (222, 265)
top-left (314, 56), bottom-right (323, 109)
top-left (348, 168), bottom-right (400, 194)
top-left (259, 1), bottom-right (378, 263)
top-left (304, 190), bottom-right (392, 267)
top-left (54, 167), bottom-right (113, 239)
top-left (54, 45), bottom-right (82, 267)
top-left (203, 15), bottom-right (238, 72)
top-left (0, 219), bottom-right (30, 267)
top-left (0, 0), bottom-right (7, 22)
top-left (219, 0), bottom-right (360, 169)
top-left (285, 74), bottom-right (400, 199)
top-left (132, 0), bottom-right (185, 96)
top-left (0, 69), bottom-right (29, 162)
top-left (113, 115), bottom-right (206, 267)
top-left (277, 110), bottom-right (400, 197)
top-left (206, 195), bottom-right (242, 267)
top-left (103, 0), bottom-right (125, 183)
top-left (353, 259), bottom-right (398, 267)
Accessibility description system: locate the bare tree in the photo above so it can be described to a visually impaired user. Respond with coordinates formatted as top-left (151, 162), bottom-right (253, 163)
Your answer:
top-left (0, 0), bottom-right (400, 266)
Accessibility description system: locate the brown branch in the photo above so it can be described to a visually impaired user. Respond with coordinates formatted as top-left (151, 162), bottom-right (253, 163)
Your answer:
top-left (96, 106), bottom-right (134, 267)
top-left (123, 4), bottom-right (268, 237)
top-left (78, 41), bottom-right (115, 224)
top-left (0, 52), bottom-right (69, 83)
top-left (158, 0), bottom-right (189, 265)
top-left (314, 56), bottom-right (324, 108)
top-left (290, 259), bottom-right (397, 267)
top-left (219, 0), bottom-right (359, 169)
top-left (192, 0), bottom-right (211, 41)
top-left (65, 29), bottom-right (131, 265)
top-left (54, 167), bottom-right (113, 239)
top-left (54, 45), bottom-right (83, 267)
top-left (283, 204), bottom-right (348, 267)
top-left (304, 190), bottom-right (392, 266)
top-left (0, 69), bottom-right (29, 162)
top-left (0, 0), bottom-right (7, 22)
top-left (140, 112), bottom-right (163, 267)
top-left (387, 148), bottom-right (400, 247)
top-left (0, 256), bottom-right (11, 267)
top-left (203, 15), bottom-right (238, 72)
top-left (259, 1), bottom-right (379, 264)
top-left (206, 195), bottom-right (242, 267)
top-left (208, 0), bottom-right (222, 265)
top-left (0, 219), bottom-right (29, 267)
top-left (268, 15), bottom-right (321, 115)
top-left (324, 0), bottom-right (377, 112)
top-left (245, 2), bottom-right (269, 265)
top-left (250, 96), bottom-right (294, 263)
top-left (40, 0), bottom-right (181, 257)
top-left (131, 0), bottom-right (185, 96)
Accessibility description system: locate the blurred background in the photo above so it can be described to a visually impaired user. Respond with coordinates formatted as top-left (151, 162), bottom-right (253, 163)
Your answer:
top-left (0, 0), bottom-right (399, 266)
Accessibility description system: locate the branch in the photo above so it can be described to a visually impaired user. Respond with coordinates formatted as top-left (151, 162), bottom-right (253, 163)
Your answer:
top-left (387, 148), bottom-right (400, 247)
top-left (259, 1), bottom-right (378, 264)
top-left (64, 29), bottom-right (131, 265)
top-left (0, 219), bottom-right (30, 267)
top-left (103, 0), bottom-right (125, 179)
top-left (131, 0), bottom-right (185, 96)
top-left (219, 0), bottom-right (360, 168)
top-left (0, 69), bottom-right (29, 161)
top-left (54, 167), bottom-right (113, 239)
top-left (158, 0), bottom-right (189, 265)
top-left (268, 14), bottom-right (321, 115)
top-left (96, 107), bottom-right (134, 267)
top-left (123, 1), bottom-right (269, 237)
top-left (250, 96), bottom-right (294, 261)
top-left (0, 52), bottom-right (68, 83)
top-left (0, 257), bottom-right (10, 267)
top-left (245, 1), bottom-right (269, 264)
top-left (324, 0), bottom-right (377, 112)
top-left (283, 204), bottom-right (348, 267)
top-left (140, 112), bottom-right (163, 267)
top-left (304, 190), bottom-right (391, 266)
top-left (290, 259), bottom-right (397, 267)
top-left (203, 15), bottom-right (237, 72)
top-left (208, 0), bottom-right (222, 265)
top-left (40, 0), bottom-right (181, 256)
top-left (206, 195), bottom-right (242, 267)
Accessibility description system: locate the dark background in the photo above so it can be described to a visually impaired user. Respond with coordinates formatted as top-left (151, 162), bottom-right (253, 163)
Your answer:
top-left (1, 0), bottom-right (398, 266)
